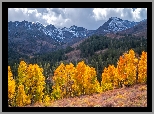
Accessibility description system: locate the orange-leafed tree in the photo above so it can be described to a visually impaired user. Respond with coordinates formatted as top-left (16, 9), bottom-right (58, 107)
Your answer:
top-left (74, 61), bottom-right (101, 95)
top-left (75, 61), bottom-right (87, 95)
top-left (84, 65), bottom-right (101, 94)
top-left (138, 51), bottom-right (147, 83)
top-left (115, 49), bottom-right (138, 87)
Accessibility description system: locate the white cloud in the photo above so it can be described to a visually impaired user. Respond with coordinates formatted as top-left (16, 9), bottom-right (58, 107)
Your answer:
top-left (133, 8), bottom-right (142, 20)
top-left (42, 8), bottom-right (68, 27)
top-left (133, 8), bottom-right (147, 21)
top-left (92, 8), bottom-right (147, 22)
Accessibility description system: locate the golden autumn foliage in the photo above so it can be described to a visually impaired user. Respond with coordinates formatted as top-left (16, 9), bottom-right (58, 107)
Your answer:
top-left (16, 84), bottom-right (31, 107)
top-left (138, 51), bottom-right (147, 83)
top-left (10, 61), bottom-right (46, 106)
top-left (51, 61), bottom-right (101, 100)
top-left (101, 49), bottom-right (147, 91)
top-left (24, 64), bottom-right (45, 103)
top-left (75, 61), bottom-right (101, 95)
top-left (101, 65), bottom-right (116, 91)
top-left (115, 49), bottom-right (138, 87)
top-left (51, 63), bottom-right (66, 99)
top-left (8, 66), bottom-right (16, 106)
top-left (17, 61), bottom-right (27, 86)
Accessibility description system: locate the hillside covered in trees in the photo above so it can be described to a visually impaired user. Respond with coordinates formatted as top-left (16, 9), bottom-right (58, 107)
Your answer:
top-left (8, 35), bottom-right (147, 84)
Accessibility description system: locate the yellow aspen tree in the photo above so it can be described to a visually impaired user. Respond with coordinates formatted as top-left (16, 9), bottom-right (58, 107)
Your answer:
top-left (116, 49), bottom-right (138, 87)
top-left (64, 63), bottom-right (76, 98)
top-left (16, 84), bottom-right (31, 107)
top-left (24, 64), bottom-right (46, 103)
top-left (17, 61), bottom-right (27, 86)
top-left (101, 65), bottom-right (116, 91)
top-left (124, 49), bottom-right (138, 86)
top-left (15, 61), bottom-right (28, 106)
top-left (84, 66), bottom-right (101, 94)
top-left (138, 51), bottom-right (147, 83)
top-left (51, 63), bottom-right (66, 100)
top-left (116, 53), bottom-right (127, 88)
top-left (51, 62), bottom-right (77, 99)
top-left (75, 61), bottom-right (87, 95)
top-left (75, 61), bottom-right (101, 95)
top-left (8, 66), bottom-right (16, 106)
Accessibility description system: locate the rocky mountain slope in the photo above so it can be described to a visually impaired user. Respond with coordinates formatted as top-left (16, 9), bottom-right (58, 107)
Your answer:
top-left (105, 19), bottom-right (147, 39)
top-left (117, 19), bottom-right (147, 37)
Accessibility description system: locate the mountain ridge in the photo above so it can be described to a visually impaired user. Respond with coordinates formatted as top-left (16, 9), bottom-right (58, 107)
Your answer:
top-left (8, 17), bottom-right (146, 57)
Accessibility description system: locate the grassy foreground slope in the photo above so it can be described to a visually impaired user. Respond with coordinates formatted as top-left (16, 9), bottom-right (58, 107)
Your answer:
top-left (27, 84), bottom-right (147, 107)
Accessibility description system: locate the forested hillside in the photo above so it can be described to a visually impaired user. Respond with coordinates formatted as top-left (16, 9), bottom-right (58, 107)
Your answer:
top-left (8, 34), bottom-right (146, 84)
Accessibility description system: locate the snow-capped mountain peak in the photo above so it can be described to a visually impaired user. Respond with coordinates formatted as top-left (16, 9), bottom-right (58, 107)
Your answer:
top-left (96, 17), bottom-right (139, 34)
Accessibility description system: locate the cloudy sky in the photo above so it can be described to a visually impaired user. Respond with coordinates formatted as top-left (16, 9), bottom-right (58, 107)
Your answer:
top-left (8, 8), bottom-right (147, 30)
